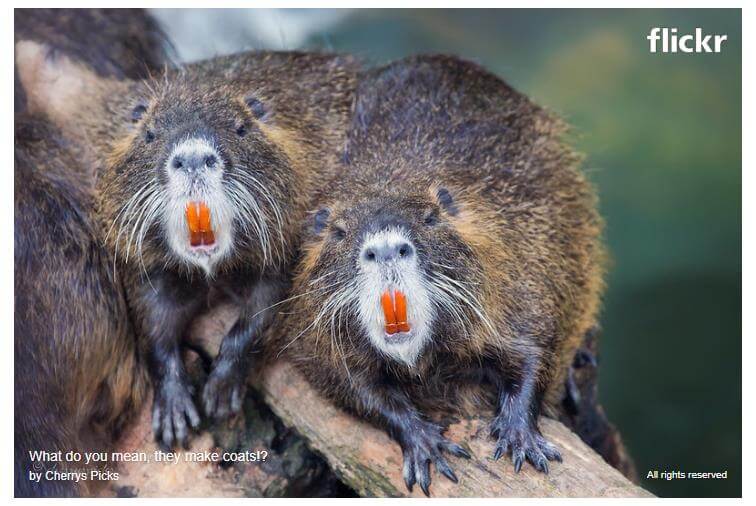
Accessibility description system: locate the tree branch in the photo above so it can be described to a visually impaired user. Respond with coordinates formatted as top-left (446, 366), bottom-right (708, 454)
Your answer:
top-left (260, 361), bottom-right (652, 498)
top-left (106, 302), bottom-right (651, 498)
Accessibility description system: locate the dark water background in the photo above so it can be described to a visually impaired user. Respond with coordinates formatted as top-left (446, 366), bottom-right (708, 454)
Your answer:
top-left (153, 8), bottom-right (742, 497)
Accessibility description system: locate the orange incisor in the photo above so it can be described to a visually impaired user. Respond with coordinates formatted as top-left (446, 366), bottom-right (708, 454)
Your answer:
top-left (185, 201), bottom-right (216, 246)
top-left (381, 290), bottom-right (411, 335)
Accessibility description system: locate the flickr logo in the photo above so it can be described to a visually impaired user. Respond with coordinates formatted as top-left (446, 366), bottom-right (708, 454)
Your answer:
top-left (647, 27), bottom-right (727, 53)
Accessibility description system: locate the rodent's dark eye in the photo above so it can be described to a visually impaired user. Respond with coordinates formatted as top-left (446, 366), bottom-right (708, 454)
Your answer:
top-left (131, 104), bottom-right (147, 123)
top-left (235, 123), bottom-right (247, 137)
top-left (423, 209), bottom-right (439, 226)
top-left (144, 130), bottom-right (155, 143)
top-left (331, 225), bottom-right (346, 241)
top-left (436, 187), bottom-right (459, 216)
top-left (244, 96), bottom-right (267, 120)
top-left (313, 208), bottom-right (330, 234)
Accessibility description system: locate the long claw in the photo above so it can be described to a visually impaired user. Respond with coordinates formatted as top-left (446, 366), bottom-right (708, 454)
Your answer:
top-left (231, 387), bottom-right (243, 413)
top-left (152, 404), bottom-right (161, 436)
top-left (513, 451), bottom-right (524, 473)
top-left (162, 413), bottom-right (174, 449)
top-left (445, 442), bottom-right (471, 459)
top-left (418, 459), bottom-right (431, 497)
top-left (437, 458), bottom-right (458, 483)
top-left (403, 458), bottom-right (415, 492)
top-left (528, 450), bottom-right (549, 474)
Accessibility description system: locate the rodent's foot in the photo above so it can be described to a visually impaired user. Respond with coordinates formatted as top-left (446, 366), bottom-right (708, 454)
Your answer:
top-left (201, 360), bottom-right (246, 420)
top-left (152, 377), bottom-right (200, 449)
top-left (490, 416), bottom-right (562, 473)
top-left (399, 421), bottom-right (471, 496)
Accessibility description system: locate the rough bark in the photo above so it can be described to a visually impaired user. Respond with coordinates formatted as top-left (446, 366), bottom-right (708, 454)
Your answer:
top-left (260, 361), bottom-right (651, 498)
top-left (103, 302), bottom-right (649, 498)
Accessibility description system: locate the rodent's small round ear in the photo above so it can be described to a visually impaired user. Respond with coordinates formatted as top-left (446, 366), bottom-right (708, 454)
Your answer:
top-left (312, 208), bottom-right (331, 234)
top-left (131, 102), bottom-right (148, 123)
top-left (436, 187), bottom-right (459, 216)
top-left (244, 96), bottom-right (268, 121)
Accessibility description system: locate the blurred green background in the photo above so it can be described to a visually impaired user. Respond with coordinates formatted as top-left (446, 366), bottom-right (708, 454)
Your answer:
top-left (156, 8), bottom-right (742, 498)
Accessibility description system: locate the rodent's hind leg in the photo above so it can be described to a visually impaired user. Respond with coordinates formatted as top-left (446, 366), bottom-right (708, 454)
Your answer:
top-left (202, 277), bottom-right (286, 420)
top-left (488, 357), bottom-right (562, 473)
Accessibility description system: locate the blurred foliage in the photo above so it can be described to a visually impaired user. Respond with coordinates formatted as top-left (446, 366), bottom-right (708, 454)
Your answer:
top-left (298, 9), bottom-right (741, 497)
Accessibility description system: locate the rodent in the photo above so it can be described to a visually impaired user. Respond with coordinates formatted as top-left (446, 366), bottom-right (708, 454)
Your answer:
top-left (274, 54), bottom-right (605, 495)
top-left (14, 8), bottom-right (172, 113)
top-left (14, 10), bottom-right (168, 497)
top-left (17, 44), bottom-right (361, 448)
top-left (14, 114), bottom-right (146, 497)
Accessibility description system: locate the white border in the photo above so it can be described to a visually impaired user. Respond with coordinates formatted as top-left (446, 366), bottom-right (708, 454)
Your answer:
top-left (5, 2), bottom-right (748, 503)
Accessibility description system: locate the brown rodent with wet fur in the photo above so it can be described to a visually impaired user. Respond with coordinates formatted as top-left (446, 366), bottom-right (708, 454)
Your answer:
top-left (17, 45), bottom-right (361, 448)
top-left (15, 114), bottom-right (146, 497)
top-left (274, 54), bottom-right (605, 495)
top-left (14, 11), bottom-right (168, 496)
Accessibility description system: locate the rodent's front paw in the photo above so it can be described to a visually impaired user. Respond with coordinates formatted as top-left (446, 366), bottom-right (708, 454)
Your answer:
top-left (201, 360), bottom-right (246, 420)
top-left (399, 421), bottom-right (471, 496)
top-left (152, 377), bottom-right (200, 449)
top-left (490, 416), bottom-right (561, 473)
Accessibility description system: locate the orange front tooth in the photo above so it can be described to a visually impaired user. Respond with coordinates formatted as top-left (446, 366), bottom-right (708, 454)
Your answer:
top-left (190, 230), bottom-right (202, 246)
top-left (198, 202), bottom-right (211, 233)
top-left (394, 290), bottom-right (411, 333)
top-left (381, 291), bottom-right (397, 334)
top-left (394, 290), bottom-right (407, 324)
top-left (202, 229), bottom-right (216, 246)
top-left (186, 202), bottom-right (200, 234)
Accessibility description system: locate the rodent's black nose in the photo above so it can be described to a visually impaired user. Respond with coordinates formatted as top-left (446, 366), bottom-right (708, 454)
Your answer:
top-left (363, 242), bottom-right (414, 263)
top-left (168, 145), bottom-right (221, 173)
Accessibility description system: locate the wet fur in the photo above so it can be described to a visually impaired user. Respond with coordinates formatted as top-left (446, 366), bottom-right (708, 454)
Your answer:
top-left (14, 8), bottom-right (172, 113)
top-left (14, 115), bottom-right (146, 497)
top-left (274, 55), bottom-right (605, 493)
top-left (14, 10), bottom-right (167, 496)
top-left (18, 46), bottom-right (361, 447)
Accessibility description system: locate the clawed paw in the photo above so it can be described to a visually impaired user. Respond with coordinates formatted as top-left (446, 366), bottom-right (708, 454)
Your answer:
top-left (152, 377), bottom-right (200, 449)
top-left (490, 416), bottom-right (561, 474)
top-left (201, 360), bottom-right (246, 420)
top-left (400, 421), bottom-right (471, 496)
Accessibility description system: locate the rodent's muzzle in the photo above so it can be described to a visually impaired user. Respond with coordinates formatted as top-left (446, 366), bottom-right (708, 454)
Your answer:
top-left (359, 229), bottom-right (418, 338)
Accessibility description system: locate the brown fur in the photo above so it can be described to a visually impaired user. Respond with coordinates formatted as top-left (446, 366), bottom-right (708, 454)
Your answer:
top-left (14, 11), bottom-right (169, 496)
top-left (14, 9), bottom-right (171, 113)
top-left (273, 55), bottom-right (605, 493)
top-left (19, 43), bottom-right (362, 447)
top-left (14, 115), bottom-right (146, 497)
top-left (20, 48), bottom-right (359, 276)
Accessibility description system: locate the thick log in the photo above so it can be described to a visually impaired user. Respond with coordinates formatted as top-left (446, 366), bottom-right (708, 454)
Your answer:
top-left (105, 302), bottom-right (649, 498)
top-left (260, 361), bottom-right (653, 498)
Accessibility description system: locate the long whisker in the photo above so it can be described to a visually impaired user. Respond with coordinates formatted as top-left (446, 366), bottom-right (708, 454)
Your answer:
top-left (428, 270), bottom-right (496, 336)
top-left (227, 167), bottom-right (287, 265)
top-left (109, 180), bottom-right (159, 278)
top-left (275, 279), bottom-right (351, 354)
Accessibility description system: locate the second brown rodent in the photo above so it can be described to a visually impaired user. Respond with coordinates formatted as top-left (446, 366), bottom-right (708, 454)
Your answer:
top-left (274, 54), bottom-right (605, 495)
